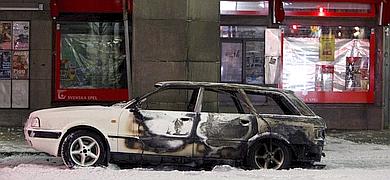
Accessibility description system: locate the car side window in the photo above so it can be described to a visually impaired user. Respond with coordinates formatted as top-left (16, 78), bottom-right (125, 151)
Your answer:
top-left (138, 88), bottom-right (198, 112)
top-left (245, 91), bottom-right (300, 115)
top-left (201, 89), bottom-right (250, 114)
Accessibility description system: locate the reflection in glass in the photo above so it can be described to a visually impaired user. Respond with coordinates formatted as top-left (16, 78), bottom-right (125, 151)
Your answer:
top-left (282, 26), bottom-right (370, 92)
top-left (60, 22), bottom-right (127, 89)
top-left (245, 41), bottom-right (264, 84)
top-left (221, 42), bottom-right (242, 82)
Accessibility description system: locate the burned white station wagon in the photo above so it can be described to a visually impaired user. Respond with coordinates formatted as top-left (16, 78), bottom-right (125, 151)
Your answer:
top-left (25, 81), bottom-right (326, 169)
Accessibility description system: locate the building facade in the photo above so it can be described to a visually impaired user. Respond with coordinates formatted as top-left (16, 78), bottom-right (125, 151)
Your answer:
top-left (0, 0), bottom-right (389, 129)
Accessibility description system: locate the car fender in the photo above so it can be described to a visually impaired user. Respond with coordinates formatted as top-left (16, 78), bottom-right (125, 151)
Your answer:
top-left (247, 132), bottom-right (291, 148)
top-left (58, 121), bottom-right (113, 155)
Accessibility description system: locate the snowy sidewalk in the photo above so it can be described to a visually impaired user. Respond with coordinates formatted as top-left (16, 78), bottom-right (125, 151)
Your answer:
top-left (0, 127), bottom-right (37, 156)
top-left (2, 127), bottom-right (390, 179)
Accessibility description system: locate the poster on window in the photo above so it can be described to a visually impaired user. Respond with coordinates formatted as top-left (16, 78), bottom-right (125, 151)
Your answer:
top-left (12, 80), bottom-right (29, 108)
top-left (12, 51), bottom-right (29, 79)
top-left (0, 80), bottom-right (11, 108)
top-left (221, 42), bottom-right (242, 82)
top-left (13, 22), bottom-right (29, 50)
top-left (0, 51), bottom-right (11, 79)
top-left (345, 57), bottom-right (369, 91)
top-left (0, 22), bottom-right (12, 50)
top-left (319, 35), bottom-right (335, 61)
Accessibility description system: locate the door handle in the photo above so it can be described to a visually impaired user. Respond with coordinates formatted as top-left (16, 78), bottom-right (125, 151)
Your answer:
top-left (179, 117), bottom-right (192, 121)
top-left (240, 119), bottom-right (250, 126)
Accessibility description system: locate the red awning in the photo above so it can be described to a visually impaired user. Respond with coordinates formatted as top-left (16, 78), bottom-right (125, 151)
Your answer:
top-left (50, 0), bottom-right (132, 17)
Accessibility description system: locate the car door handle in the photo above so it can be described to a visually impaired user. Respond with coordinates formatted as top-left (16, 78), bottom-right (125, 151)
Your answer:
top-left (179, 117), bottom-right (192, 121)
top-left (240, 119), bottom-right (250, 126)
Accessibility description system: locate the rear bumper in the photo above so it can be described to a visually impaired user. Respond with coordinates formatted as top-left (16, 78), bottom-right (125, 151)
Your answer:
top-left (292, 142), bottom-right (324, 163)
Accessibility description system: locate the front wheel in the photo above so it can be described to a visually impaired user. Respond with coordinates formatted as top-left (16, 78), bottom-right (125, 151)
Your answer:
top-left (247, 140), bottom-right (291, 170)
top-left (61, 130), bottom-right (106, 168)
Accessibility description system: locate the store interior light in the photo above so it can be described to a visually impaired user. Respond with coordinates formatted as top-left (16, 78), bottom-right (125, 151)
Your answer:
top-left (319, 7), bottom-right (325, 16)
top-left (292, 25), bottom-right (298, 30)
top-left (220, 1), bottom-right (237, 11)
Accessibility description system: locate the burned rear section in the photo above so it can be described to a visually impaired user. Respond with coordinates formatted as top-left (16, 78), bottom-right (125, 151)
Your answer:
top-left (245, 88), bottom-right (326, 166)
top-left (114, 81), bottom-right (326, 169)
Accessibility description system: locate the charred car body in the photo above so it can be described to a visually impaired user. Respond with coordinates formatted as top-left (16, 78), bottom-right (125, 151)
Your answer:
top-left (24, 81), bottom-right (326, 169)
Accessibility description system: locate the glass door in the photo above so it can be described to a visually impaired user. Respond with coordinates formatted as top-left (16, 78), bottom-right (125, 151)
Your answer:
top-left (221, 41), bottom-right (243, 83)
top-left (245, 41), bottom-right (265, 84)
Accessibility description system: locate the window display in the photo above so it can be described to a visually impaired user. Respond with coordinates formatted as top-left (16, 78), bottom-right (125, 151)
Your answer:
top-left (0, 21), bottom-right (29, 108)
top-left (282, 25), bottom-right (374, 103)
top-left (55, 20), bottom-right (129, 101)
top-left (60, 22), bottom-right (126, 89)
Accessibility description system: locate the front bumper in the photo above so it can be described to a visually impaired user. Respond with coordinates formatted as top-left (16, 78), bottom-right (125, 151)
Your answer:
top-left (24, 128), bottom-right (62, 156)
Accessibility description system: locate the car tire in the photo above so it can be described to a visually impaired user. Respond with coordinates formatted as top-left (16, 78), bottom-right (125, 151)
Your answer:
top-left (247, 140), bottom-right (291, 170)
top-left (61, 130), bottom-right (106, 168)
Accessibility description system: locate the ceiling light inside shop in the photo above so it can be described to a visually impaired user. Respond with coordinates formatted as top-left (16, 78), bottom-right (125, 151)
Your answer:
top-left (318, 7), bottom-right (325, 16)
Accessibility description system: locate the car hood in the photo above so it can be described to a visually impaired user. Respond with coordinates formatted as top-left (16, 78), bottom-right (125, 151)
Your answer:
top-left (31, 106), bottom-right (118, 115)
top-left (29, 105), bottom-right (123, 129)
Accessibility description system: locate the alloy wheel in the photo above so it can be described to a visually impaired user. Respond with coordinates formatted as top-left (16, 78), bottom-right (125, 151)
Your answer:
top-left (69, 136), bottom-right (101, 167)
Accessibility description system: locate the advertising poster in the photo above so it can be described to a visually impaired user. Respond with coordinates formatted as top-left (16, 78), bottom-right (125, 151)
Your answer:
top-left (12, 80), bottom-right (29, 108)
top-left (0, 80), bottom-right (11, 108)
top-left (12, 51), bottom-right (29, 79)
top-left (319, 34), bottom-right (335, 61)
top-left (345, 57), bottom-right (369, 91)
top-left (0, 21), bottom-right (12, 50)
top-left (13, 22), bottom-right (29, 50)
top-left (0, 51), bottom-right (11, 79)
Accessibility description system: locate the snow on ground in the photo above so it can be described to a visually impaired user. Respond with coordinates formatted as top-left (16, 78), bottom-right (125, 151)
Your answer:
top-left (1, 137), bottom-right (390, 180)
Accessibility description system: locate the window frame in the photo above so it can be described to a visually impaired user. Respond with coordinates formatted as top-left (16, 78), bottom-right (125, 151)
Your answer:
top-left (53, 17), bottom-right (129, 102)
top-left (132, 87), bottom-right (201, 112)
top-left (220, 25), bottom-right (266, 85)
top-left (280, 26), bottom-right (376, 103)
top-left (244, 89), bottom-right (302, 116)
top-left (0, 20), bottom-right (30, 109)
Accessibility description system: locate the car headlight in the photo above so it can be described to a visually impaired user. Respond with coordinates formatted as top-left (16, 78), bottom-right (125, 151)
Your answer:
top-left (30, 117), bottom-right (40, 127)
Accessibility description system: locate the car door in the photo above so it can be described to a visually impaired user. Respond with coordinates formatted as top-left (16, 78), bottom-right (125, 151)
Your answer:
top-left (118, 87), bottom-right (200, 157)
top-left (193, 88), bottom-right (257, 160)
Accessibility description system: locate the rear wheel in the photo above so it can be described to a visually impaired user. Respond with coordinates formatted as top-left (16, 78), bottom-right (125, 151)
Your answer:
top-left (248, 140), bottom-right (291, 170)
top-left (61, 130), bottom-right (106, 168)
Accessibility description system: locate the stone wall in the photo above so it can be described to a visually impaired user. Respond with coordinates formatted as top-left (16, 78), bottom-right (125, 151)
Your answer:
top-left (0, 0), bottom-right (52, 126)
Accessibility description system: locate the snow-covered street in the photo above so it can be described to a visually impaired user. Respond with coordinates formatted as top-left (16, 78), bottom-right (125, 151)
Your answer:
top-left (1, 136), bottom-right (390, 180)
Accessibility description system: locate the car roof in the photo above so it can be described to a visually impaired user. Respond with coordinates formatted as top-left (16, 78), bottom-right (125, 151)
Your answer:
top-left (155, 81), bottom-right (293, 94)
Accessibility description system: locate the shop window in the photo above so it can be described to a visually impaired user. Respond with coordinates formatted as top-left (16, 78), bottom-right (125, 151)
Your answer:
top-left (281, 25), bottom-right (374, 103)
top-left (220, 26), bottom-right (266, 85)
top-left (0, 21), bottom-right (30, 108)
top-left (55, 19), bottom-right (129, 101)
top-left (220, 1), bottom-right (269, 16)
top-left (283, 1), bottom-right (374, 17)
top-left (60, 22), bottom-right (126, 89)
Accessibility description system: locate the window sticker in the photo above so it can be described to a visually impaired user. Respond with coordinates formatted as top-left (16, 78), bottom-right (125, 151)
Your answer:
top-left (12, 22), bottom-right (29, 50)
top-left (12, 51), bottom-right (29, 80)
top-left (0, 51), bottom-right (11, 79)
top-left (0, 22), bottom-right (12, 50)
